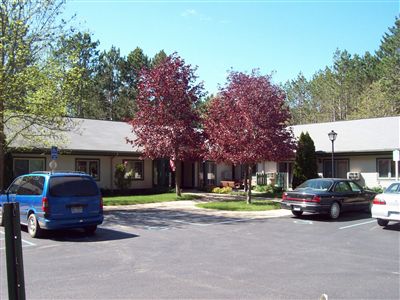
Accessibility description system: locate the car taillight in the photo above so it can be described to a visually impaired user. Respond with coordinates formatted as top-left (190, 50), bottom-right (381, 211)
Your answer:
top-left (42, 197), bottom-right (49, 213)
top-left (312, 195), bottom-right (321, 203)
top-left (373, 197), bottom-right (386, 205)
top-left (282, 193), bottom-right (288, 200)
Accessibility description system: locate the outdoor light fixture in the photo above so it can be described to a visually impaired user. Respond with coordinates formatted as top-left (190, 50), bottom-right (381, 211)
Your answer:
top-left (328, 130), bottom-right (337, 178)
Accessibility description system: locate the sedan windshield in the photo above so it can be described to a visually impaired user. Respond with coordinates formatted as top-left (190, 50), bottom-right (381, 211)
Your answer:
top-left (296, 179), bottom-right (333, 192)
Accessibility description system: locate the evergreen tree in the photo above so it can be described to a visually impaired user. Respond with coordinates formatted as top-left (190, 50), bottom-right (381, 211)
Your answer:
top-left (151, 50), bottom-right (168, 68)
top-left (292, 132), bottom-right (318, 188)
top-left (95, 46), bottom-right (124, 120)
top-left (54, 32), bottom-right (102, 118)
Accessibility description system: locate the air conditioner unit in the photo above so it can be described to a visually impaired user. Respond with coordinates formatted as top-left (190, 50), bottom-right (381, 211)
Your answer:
top-left (347, 172), bottom-right (361, 180)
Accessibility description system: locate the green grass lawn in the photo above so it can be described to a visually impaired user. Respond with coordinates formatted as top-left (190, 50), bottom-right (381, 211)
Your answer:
top-left (103, 192), bottom-right (202, 206)
top-left (196, 199), bottom-right (281, 211)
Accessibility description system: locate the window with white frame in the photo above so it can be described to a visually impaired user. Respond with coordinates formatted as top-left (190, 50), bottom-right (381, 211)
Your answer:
top-left (377, 158), bottom-right (399, 178)
top-left (75, 159), bottom-right (100, 181)
top-left (124, 160), bottom-right (144, 180)
top-left (14, 158), bottom-right (45, 177)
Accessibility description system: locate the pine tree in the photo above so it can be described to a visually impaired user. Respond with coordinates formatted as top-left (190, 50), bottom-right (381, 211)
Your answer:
top-left (292, 132), bottom-right (318, 188)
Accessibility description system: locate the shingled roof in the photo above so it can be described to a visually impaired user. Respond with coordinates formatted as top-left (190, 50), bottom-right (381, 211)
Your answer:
top-left (8, 116), bottom-right (400, 155)
top-left (291, 116), bottom-right (400, 154)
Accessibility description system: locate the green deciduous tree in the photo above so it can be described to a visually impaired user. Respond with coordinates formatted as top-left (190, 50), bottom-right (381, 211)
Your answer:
top-left (292, 132), bottom-right (318, 188)
top-left (0, 0), bottom-right (74, 189)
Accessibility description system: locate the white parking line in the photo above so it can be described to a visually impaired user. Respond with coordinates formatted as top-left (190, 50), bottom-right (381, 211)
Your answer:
top-left (172, 218), bottom-right (253, 226)
top-left (0, 230), bottom-right (36, 249)
top-left (339, 220), bottom-right (376, 230)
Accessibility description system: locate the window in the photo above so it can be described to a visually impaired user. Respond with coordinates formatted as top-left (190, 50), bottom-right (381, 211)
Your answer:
top-left (14, 158), bottom-right (45, 177)
top-left (385, 183), bottom-right (400, 194)
top-left (333, 181), bottom-right (352, 193)
top-left (124, 160), bottom-right (144, 180)
top-left (323, 159), bottom-right (349, 178)
top-left (349, 181), bottom-right (362, 192)
top-left (377, 159), bottom-right (399, 178)
top-left (199, 161), bottom-right (216, 186)
top-left (49, 176), bottom-right (99, 197)
top-left (75, 159), bottom-right (100, 181)
top-left (17, 176), bottom-right (45, 195)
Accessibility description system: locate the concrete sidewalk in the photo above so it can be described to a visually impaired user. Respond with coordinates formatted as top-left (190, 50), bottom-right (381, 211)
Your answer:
top-left (103, 192), bottom-right (292, 219)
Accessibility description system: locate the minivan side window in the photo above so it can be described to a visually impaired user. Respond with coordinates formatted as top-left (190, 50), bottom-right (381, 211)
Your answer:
top-left (16, 176), bottom-right (45, 195)
top-left (8, 177), bottom-right (24, 194)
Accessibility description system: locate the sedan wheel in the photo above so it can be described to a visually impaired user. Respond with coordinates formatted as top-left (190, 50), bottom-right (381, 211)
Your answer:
top-left (377, 219), bottom-right (389, 227)
top-left (28, 214), bottom-right (42, 238)
top-left (291, 210), bottom-right (303, 217)
top-left (329, 202), bottom-right (341, 219)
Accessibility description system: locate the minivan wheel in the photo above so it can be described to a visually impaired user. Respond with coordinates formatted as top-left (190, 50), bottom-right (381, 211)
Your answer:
top-left (84, 225), bottom-right (97, 235)
top-left (329, 202), bottom-right (341, 219)
top-left (0, 207), bottom-right (3, 226)
top-left (28, 214), bottom-right (42, 238)
top-left (377, 219), bottom-right (389, 227)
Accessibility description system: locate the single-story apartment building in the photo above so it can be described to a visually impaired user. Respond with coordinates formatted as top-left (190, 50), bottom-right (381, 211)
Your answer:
top-left (6, 116), bottom-right (400, 191)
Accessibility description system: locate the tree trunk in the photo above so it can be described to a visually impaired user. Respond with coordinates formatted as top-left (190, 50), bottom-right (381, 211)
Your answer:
top-left (246, 165), bottom-right (252, 204)
top-left (0, 101), bottom-right (5, 190)
top-left (175, 160), bottom-right (181, 197)
top-left (244, 164), bottom-right (248, 192)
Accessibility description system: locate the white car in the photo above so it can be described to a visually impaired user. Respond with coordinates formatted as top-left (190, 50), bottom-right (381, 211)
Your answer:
top-left (371, 182), bottom-right (400, 226)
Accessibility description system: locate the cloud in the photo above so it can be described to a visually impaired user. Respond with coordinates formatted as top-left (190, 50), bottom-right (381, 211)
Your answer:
top-left (181, 9), bottom-right (197, 17)
top-left (181, 9), bottom-right (211, 22)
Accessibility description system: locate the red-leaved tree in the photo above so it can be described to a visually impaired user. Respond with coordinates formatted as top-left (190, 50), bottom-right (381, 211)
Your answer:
top-left (203, 70), bottom-right (296, 203)
top-left (127, 53), bottom-right (204, 196)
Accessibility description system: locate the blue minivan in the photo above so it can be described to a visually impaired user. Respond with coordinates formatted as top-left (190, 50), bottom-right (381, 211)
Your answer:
top-left (0, 171), bottom-right (103, 238)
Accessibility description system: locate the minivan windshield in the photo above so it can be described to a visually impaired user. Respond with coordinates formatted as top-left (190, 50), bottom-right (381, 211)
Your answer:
top-left (296, 179), bottom-right (333, 192)
top-left (49, 176), bottom-right (99, 197)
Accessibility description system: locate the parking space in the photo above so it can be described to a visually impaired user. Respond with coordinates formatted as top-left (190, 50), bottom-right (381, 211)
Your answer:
top-left (0, 229), bottom-right (36, 250)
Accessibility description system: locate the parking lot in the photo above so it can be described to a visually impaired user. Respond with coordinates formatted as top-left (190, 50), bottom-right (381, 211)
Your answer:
top-left (1, 208), bottom-right (399, 299)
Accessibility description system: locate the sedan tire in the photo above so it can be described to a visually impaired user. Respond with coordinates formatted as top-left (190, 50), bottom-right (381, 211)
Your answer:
top-left (291, 210), bottom-right (303, 217)
top-left (329, 202), bottom-right (341, 219)
top-left (377, 218), bottom-right (389, 227)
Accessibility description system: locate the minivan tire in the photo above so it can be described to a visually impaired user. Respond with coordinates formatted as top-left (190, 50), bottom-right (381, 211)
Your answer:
top-left (28, 213), bottom-right (42, 238)
top-left (84, 225), bottom-right (97, 235)
top-left (0, 207), bottom-right (3, 226)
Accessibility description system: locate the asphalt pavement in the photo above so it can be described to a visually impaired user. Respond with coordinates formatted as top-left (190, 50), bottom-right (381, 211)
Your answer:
top-left (0, 197), bottom-right (399, 300)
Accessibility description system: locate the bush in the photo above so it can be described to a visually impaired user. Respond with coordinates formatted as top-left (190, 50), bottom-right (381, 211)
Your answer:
top-left (212, 186), bottom-right (232, 194)
top-left (366, 186), bottom-right (383, 193)
top-left (254, 184), bottom-right (273, 193)
top-left (254, 184), bottom-right (282, 194)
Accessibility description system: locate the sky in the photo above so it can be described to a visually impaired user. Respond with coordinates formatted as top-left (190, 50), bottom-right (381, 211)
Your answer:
top-left (64, 0), bottom-right (400, 94)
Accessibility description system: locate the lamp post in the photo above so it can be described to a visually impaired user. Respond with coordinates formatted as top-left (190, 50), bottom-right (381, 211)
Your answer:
top-left (328, 130), bottom-right (337, 178)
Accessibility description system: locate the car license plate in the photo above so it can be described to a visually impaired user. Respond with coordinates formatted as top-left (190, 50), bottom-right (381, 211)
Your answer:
top-left (71, 206), bottom-right (83, 214)
top-left (292, 206), bottom-right (301, 211)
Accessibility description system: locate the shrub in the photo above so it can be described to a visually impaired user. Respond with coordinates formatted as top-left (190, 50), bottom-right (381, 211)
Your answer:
top-left (212, 186), bottom-right (232, 194)
top-left (114, 163), bottom-right (132, 191)
top-left (366, 186), bottom-right (383, 193)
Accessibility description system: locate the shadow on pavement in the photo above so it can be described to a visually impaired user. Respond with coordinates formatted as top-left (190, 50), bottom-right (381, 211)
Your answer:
top-left (291, 211), bottom-right (373, 222)
top-left (26, 226), bottom-right (139, 242)
top-left (382, 222), bottom-right (400, 232)
top-left (103, 208), bottom-right (256, 230)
